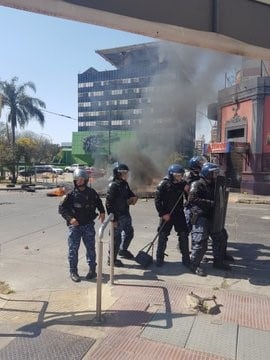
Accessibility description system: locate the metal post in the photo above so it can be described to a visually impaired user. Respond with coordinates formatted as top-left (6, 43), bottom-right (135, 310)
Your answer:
top-left (96, 213), bottom-right (114, 323)
top-left (110, 221), bottom-right (114, 286)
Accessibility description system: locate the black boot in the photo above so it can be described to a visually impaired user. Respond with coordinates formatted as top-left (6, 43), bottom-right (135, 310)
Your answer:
top-left (70, 272), bottom-right (81, 282)
top-left (190, 263), bottom-right (206, 277)
top-left (224, 253), bottom-right (235, 262)
top-left (119, 249), bottom-right (134, 259)
top-left (156, 233), bottom-right (167, 267)
top-left (156, 258), bottom-right (164, 267)
top-left (213, 260), bottom-right (231, 271)
top-left (86, 268), bottom-right (97, 280)
top-left (178, 233), bottom-right (190, 267)
top-left (107, 258), bottom-right (124, 267)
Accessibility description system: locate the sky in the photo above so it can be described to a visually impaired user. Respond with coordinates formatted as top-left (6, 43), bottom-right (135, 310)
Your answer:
top-left (0, 6), bottom-right (153, 144)
top-left (0, 5), bottom-right (240, 145)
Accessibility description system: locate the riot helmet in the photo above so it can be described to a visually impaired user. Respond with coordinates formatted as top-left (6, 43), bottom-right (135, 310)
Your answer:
top-left (167, 164), bottom-right (184, 181)
top-left (73, 168), bottom-right (89, 186)
top-left (113, 163), bottom-right (129, 180)
top-left (189, 156), bottom-right (206, 171)
top-left (200, 162), bottom-right (219, 181)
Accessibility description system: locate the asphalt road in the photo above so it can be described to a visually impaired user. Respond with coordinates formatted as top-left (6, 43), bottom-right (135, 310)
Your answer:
top-left (0, 190), bottom-right (270, 296)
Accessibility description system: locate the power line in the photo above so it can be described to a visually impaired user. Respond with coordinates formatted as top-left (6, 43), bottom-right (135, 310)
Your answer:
top-left (42, 109), bottom-right (77, 121)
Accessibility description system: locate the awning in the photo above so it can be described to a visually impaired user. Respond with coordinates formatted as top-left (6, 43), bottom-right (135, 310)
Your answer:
top-left (204, 142), bottom-right (250, 154)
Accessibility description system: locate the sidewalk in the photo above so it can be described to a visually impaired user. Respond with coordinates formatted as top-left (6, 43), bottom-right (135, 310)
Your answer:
top-left (0, 262), bottom-right (270, 360)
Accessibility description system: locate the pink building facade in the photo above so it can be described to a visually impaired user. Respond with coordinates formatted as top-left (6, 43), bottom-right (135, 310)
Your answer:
top-left (207, 76), bottom-right (270, 195)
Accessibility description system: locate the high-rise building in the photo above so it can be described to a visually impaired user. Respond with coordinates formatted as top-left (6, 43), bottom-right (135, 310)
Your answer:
top-left (74, 42), bottom-right (196, 164)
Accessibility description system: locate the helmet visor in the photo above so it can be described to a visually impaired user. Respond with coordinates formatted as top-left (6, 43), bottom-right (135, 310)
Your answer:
top-left (118, 170), bottom-right (129, 174)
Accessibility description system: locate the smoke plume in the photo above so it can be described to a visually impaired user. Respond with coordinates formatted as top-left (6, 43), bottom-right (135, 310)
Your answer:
top-left (107, 42), bottom-right (242, 188)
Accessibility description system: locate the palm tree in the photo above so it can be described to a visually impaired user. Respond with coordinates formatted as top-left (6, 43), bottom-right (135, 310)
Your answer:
top-left (0, 77), bottom-right (46, 182)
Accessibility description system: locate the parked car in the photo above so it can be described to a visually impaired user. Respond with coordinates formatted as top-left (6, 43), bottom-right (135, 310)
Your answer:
top-left (52, 167), bottom-right (63, 175)
top-left (85, 166), bottom-right (106, 178)
top-left (19, 168), bottom-right (35, 177)
top-left (64, 164), bottom-right (85, 173)
top-left (19, 165), bottom-right (53, 177)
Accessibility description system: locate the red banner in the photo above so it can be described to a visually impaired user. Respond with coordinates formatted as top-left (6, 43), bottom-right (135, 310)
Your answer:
top-left (207, 142), bottom-right (230, 154)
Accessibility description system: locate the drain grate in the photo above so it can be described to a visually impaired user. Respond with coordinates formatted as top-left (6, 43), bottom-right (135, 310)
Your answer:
top-left (0, 328), bottom-right (95, 360)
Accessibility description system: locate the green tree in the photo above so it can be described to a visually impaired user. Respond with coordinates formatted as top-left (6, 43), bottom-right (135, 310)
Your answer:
top-left (0, 77), bottom-right (46, 182)
top-left (17, 131), bottom-right (59, 165)
top-left (16, 137), bottom-right (38, 165)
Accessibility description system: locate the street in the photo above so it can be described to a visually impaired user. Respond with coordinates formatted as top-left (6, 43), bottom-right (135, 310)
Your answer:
top-left (0, 190), bottom-right (270, 295)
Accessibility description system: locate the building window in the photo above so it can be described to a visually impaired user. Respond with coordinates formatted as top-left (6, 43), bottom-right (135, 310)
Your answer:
top-left (86, 121), bottom-right (96, 126)
top-left (122, 78), bottom-right (131, 84)
top-left (111, 89), bottom-right (123, 95)
top-left (78, 102), bottom-right (91, 107)
top-left (92, 91), bottom-right (104, 96)
top-left (119, 99), bottom-right (128, 105)
top-left (78, 82), bottom-right (94, 88)
top-left (111, 120), bottom-right (131, 126)
top-left (133, 109), bottom-right (143, 114)
top-left (227, 128), bottom-right (245, 139)
top-left (98, 121), bottom-right (109, 126)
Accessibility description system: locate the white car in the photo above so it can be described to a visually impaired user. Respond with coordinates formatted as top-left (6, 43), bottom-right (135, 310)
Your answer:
top-left (52, 167), bottom-right (64, 175)
top-left (64, 164), bottom-right (85, 173)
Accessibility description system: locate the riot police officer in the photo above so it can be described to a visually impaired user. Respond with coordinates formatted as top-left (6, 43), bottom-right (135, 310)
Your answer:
top-left (185, 155), bottom-right (206, 185)
top-left (105, 163), bottom-right (138, 267)
top-left (188, 162), bottom-right (231, 276)
top-left (155, 164), bottom-right (190, 267)
top-left (184, 156), bottom-right (206, 232)
top-left (59, 168), bottom-right (105, 282)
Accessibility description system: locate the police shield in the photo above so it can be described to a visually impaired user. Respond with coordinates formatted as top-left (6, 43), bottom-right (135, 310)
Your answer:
top-left (211, 175), bottom-right (229, 233)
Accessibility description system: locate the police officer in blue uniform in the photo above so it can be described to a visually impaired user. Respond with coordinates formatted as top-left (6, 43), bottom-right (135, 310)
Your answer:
top-left (185, 156), bottom-right (205, 186)
top-left (59, 168), bottom-right (105, 282)
top-left (184, 156), bottom-right (206, 232)
top-left (105, 163), bottom-right (138, 267)
top-left (187, 162), bottom-right (231, 276)
top-left (155, 164), bottom-right (190, 267)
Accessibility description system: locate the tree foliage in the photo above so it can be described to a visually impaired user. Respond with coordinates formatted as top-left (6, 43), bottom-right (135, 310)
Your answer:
top-left (0, 77), bottom-right (46, 182)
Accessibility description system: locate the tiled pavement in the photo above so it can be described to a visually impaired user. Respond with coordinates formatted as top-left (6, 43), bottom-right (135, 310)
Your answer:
top-left (1, 279), bottom-right (270, 360)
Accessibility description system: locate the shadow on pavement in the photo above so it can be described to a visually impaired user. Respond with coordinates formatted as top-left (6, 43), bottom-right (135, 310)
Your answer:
top-left (204, 241), bottom-right (270, 286)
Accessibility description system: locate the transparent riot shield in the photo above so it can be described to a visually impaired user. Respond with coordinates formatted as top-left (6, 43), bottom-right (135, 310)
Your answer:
top-left (211, 175), bottom-right (229, 233)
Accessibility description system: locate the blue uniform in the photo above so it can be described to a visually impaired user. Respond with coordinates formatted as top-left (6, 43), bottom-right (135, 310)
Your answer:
top-left (155, 177), bottom-right (189, 266)
top-left (106, 178), bottom-right (136, 261)
top-left (188, 177), bottom-right (229, 269)
top-left (59, 186), bottom-right (105, 274)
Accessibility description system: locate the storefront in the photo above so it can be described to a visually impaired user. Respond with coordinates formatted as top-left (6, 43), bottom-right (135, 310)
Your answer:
top-left (206, 141), bottom-right (250, 189)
